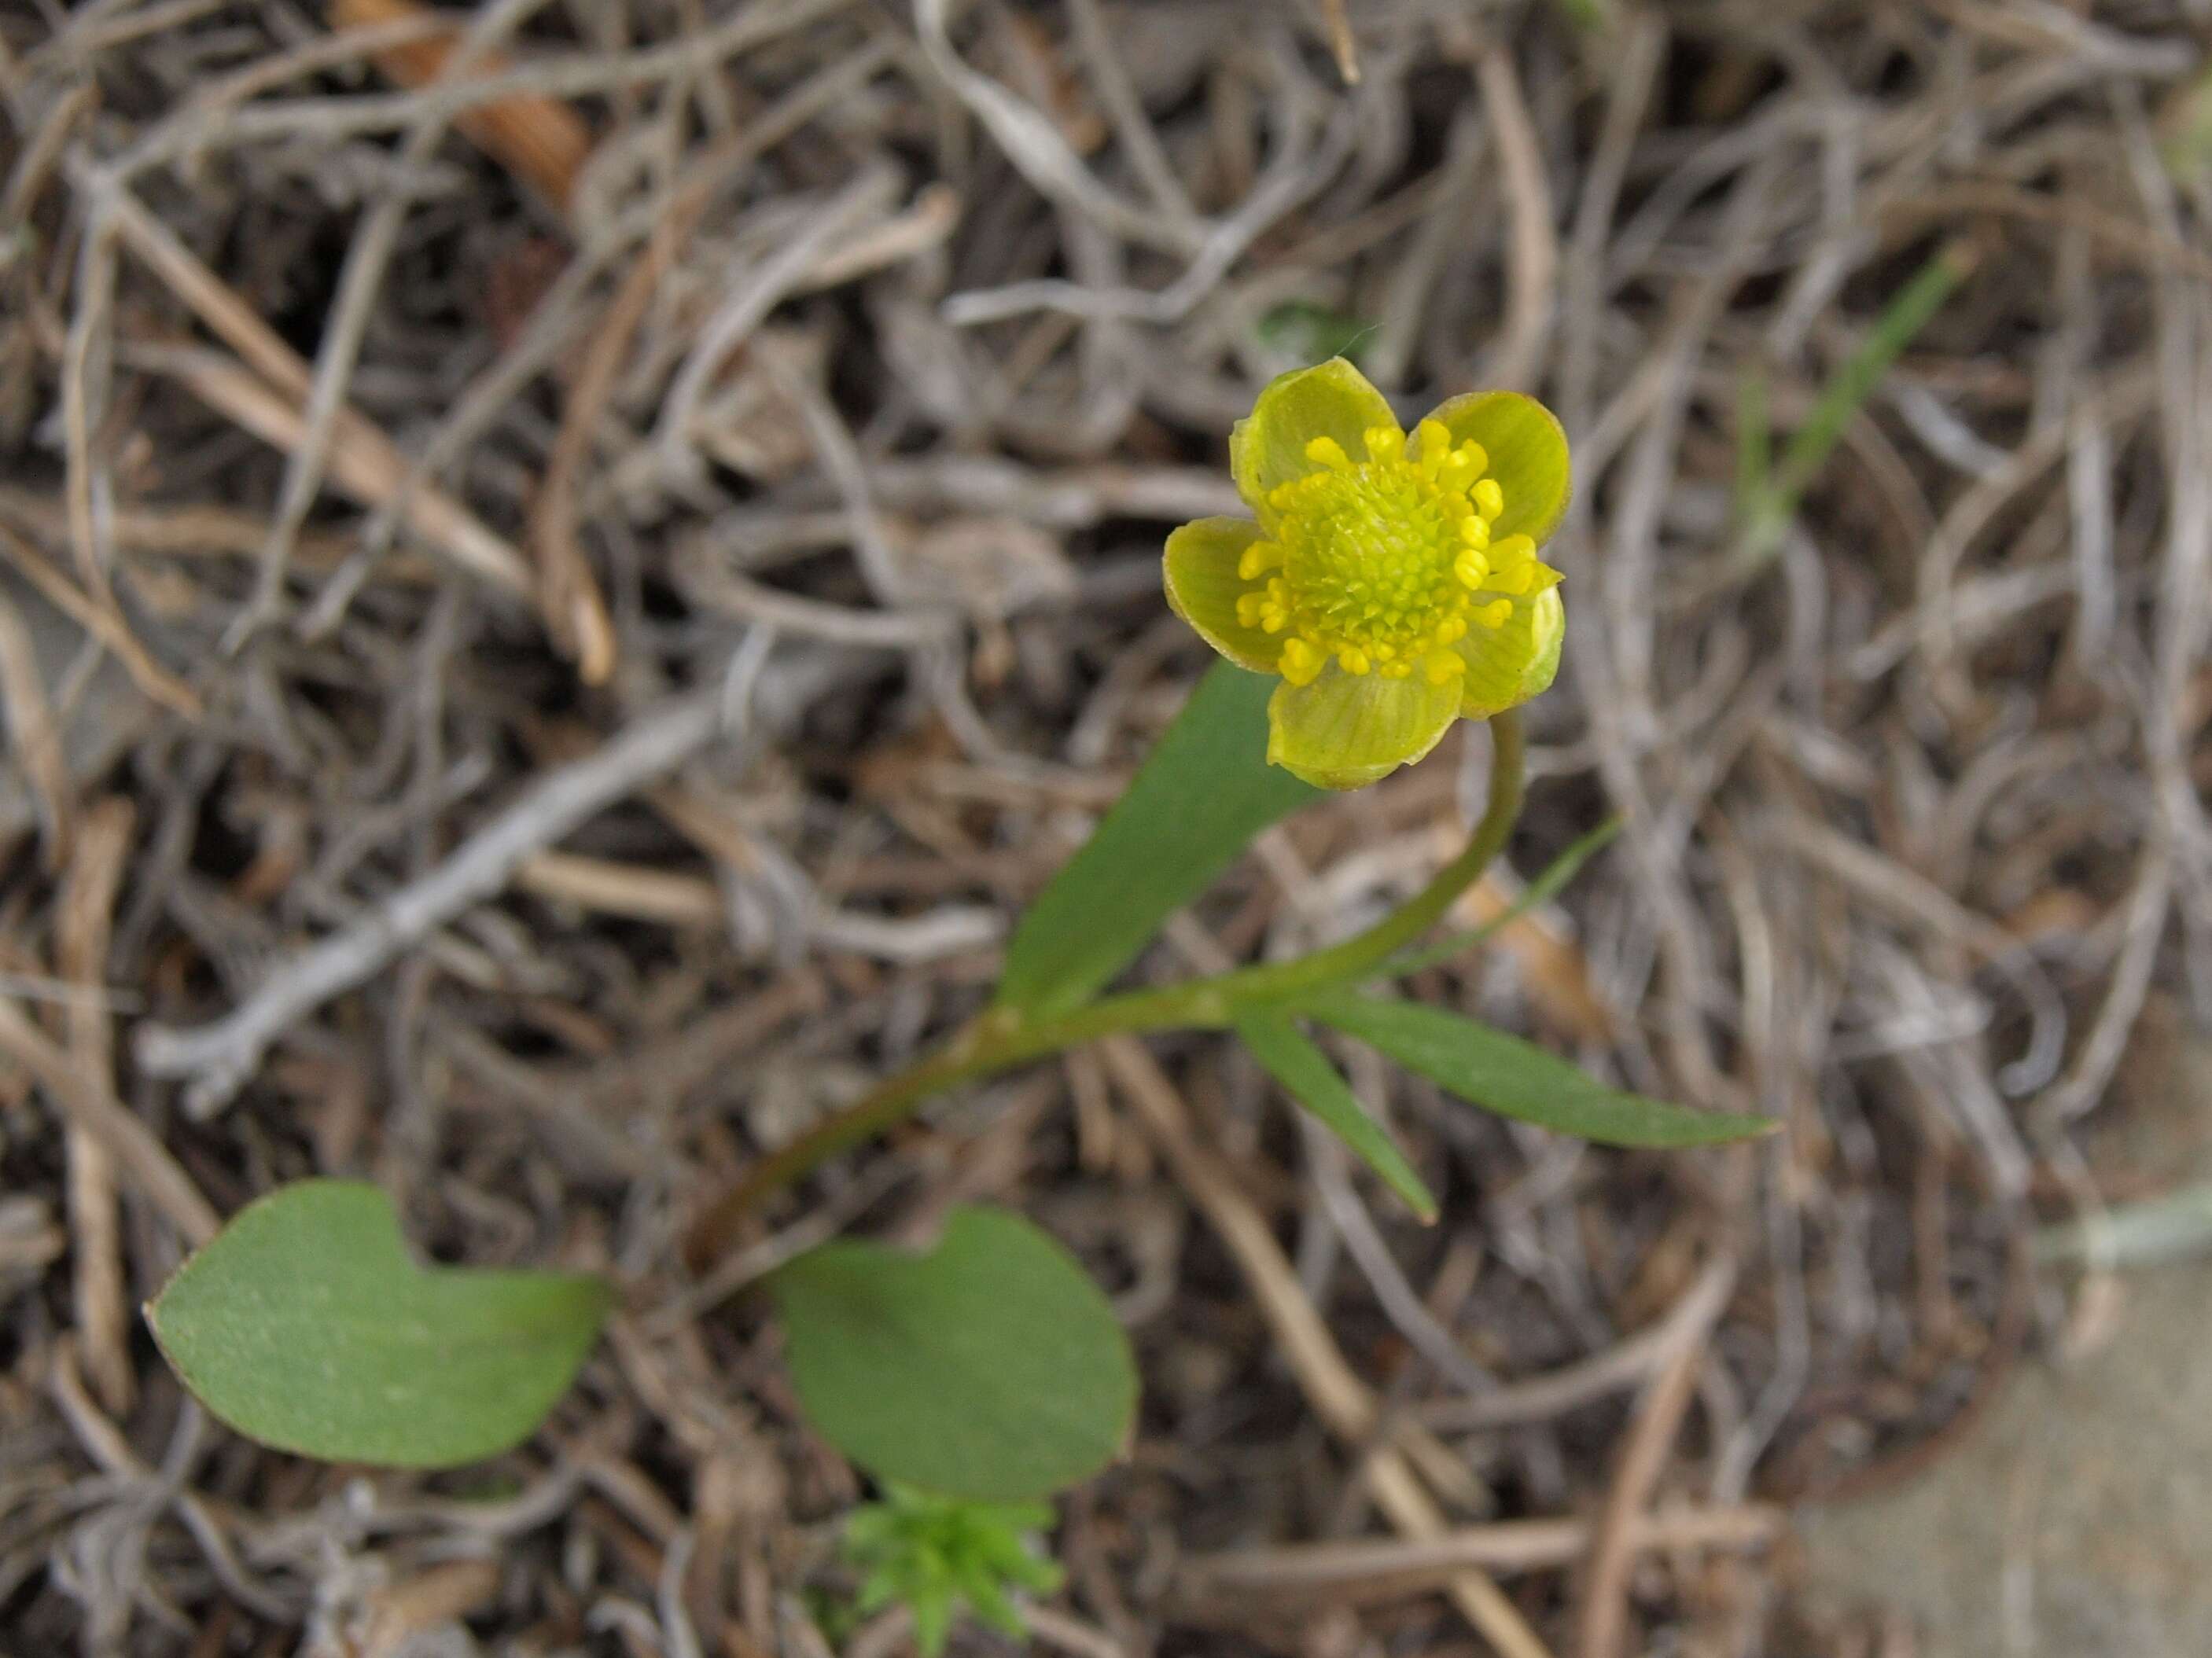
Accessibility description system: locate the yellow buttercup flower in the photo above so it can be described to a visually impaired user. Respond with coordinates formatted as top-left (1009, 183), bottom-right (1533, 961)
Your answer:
top-left (1165, 358), bottom-right (1570, 789)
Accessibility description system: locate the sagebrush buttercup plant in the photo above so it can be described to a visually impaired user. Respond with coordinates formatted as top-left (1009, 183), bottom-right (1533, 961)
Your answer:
top-left (154, 344), bottom-right (1775, 1656)
top-left (1165, 358), bottom-right (1571, 787)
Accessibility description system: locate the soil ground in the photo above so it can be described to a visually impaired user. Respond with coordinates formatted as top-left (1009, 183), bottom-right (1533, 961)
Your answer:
top-left (1800, 1020), bottom-right (2212, 1657)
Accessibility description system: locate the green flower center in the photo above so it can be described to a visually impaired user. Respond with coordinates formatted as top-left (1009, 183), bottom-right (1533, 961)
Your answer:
top-left (1231, 420), bottom-right (1555, 687)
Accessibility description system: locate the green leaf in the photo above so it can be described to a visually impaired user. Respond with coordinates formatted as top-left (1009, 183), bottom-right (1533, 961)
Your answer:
top-left (1256, 300), bottom-right (1378, 366)
top-left (1304, 994), bottom-right (1773, 1148)
top-left (994, 662), bottom-right (1319, 1018)
top-left (773, 1207), bottom-right (1136, 1502)
top-left (1235, 1012), bottom-right (1437, 1220)
top-left (148, 1180), bottom-right (609, 1468)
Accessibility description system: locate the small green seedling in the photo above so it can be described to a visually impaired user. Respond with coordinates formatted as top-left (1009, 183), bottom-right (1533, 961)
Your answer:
top-left (841, 1484), bottom-right (1064, 1656)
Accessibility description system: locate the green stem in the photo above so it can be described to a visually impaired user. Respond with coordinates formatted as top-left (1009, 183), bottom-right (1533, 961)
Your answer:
top-left (683, 711), bottom-right (1527, 1270)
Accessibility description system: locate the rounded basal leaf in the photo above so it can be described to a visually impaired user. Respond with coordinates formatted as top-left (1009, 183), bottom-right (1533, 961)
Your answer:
top-left (1229, 357), bottom-right (1399, 509)
top-left (149, 1181), bottom-right (609, 1469)
top-left (1267, 670), bottom-right (1459, 790)
top-left (773, 1207), bottom-right (1137, 1502)
top-left (1163, 517), bottom-right (1281, 673)
top-left (1427, 390), bottom-right (1573, 546)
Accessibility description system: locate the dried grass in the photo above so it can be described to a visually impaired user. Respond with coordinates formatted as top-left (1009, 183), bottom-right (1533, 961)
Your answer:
top-left (0, 1), bottom-right (2206, 1652)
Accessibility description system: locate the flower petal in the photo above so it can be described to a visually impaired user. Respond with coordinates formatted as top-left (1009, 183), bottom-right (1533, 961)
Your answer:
top-left (1163, 517), bottom-right (1280, 673)
top-left (1267, 671), bottom-right (1459, 790)
top-left (1231, 358), bottom-right (1400, 512)
top-left (1456, 586), bottom-right (1564, 719)
top-left (1426, 391), bottom-right (1572, 547)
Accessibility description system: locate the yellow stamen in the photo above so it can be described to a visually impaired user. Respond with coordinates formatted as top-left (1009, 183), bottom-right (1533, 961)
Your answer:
top-left (1237, 540), bottom-right (1286, 580)
top-left (1364, 425), bottom-right (1405, 465)
top-left (1279, 636), bottom-right (1325, 686)
top-left (1226, 410), bottom-right (1535, 693)
top-left (1412, 418), bottom-right (1452, 478)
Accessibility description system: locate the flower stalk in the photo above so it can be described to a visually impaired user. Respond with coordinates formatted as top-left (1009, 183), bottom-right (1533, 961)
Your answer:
top-left (683, 710), bottom-right (1525, 1270)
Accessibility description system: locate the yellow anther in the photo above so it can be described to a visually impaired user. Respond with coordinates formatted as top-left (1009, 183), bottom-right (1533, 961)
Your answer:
top-left (1379, 660), bottom-right (1413, 679)
top-left (1237, 592), bottom-right (1269, 627)
top-left (1338, 646), bottom-right (1371, 675)
top-left (1238, 540), bottom-right (1285, 580)
top-left (1458, 516), bottom-right (1490, 550)
top-left (1474, 598), bottom-right (1513, 628)
top-left (1279, 637), bottom-right (1326, 686)
top-left (1305, 436), bottom-right (1353, 470)
top-left (1455, 549), bottom-right (1490, 589)
top-left (1423, 649), bottom-right (1466, 686)
top-left (1458, 439), bottom-right (1489, 476)
top-left (1364, 425), bottom-right (1405, 465)
top-left (1473, 479), bottom-right (1504, 520)
top-left (1436, 449), bottom-right (1478, 493)
top-left (1436, 615), bottom-right (1469, 645)
top-left (1413, 418), bottom-right (1452, 477)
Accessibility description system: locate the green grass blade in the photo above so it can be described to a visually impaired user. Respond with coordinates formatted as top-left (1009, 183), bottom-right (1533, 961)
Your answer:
top-left (1735, 363), bottom-right (1770, 521)
top-left (1736, 241), bottom-right (1974, 568)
